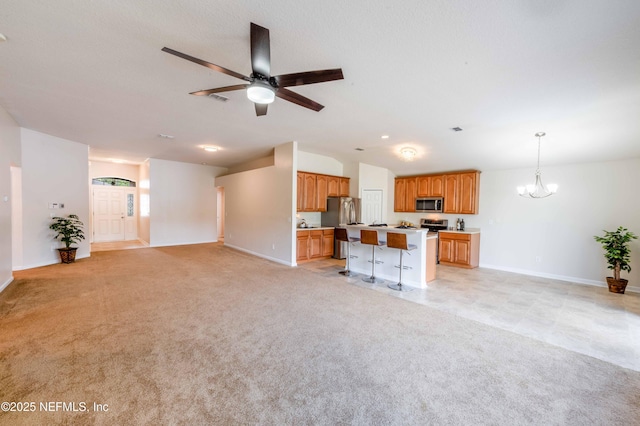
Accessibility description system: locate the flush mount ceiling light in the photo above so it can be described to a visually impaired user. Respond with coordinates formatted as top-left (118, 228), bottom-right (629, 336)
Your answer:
top-left (246, 80), bottom-right (275, 104)
top-left (517, 132), bottom-right (558, 198)
top-left (203, 146), bottom-right (219, 152)
top-left (381, 135), bottom-right (390, 139)
top-left (0, 33), bottom-right (7, 42)
top-left (400, 147), bottom-right (417, 161)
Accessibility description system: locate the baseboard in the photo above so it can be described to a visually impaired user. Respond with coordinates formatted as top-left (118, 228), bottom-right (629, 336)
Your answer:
top-left (149, 240), bottom-right (217, 248)
top-left (0, 276), bottom-right (14, 294)
top-left (479, 263), bottom-right (639, 294)
top-left (13, 253), bottom-right (91, 271)
top-left (137, 238), bottom-right (150, 247)
top-left (223, 243), bottom-right (294, 267)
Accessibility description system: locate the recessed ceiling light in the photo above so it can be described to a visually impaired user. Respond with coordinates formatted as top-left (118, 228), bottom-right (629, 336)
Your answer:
top-left (203, 146), bottom-right (218, 152)
top-left (158, 133), bottom-right (175, 139)
top-left (451, 127), bottom-right (463, 132)
top-left (0, 34), bottom-right (7, 42)
top-left (201, 162), bottom-right (207, 165)
top-left (381, 135), bottom-right (389, 139)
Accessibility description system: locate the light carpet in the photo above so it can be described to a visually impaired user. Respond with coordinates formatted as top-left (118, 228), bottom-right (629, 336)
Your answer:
top-left (1, 243), bottom-right (639, 425)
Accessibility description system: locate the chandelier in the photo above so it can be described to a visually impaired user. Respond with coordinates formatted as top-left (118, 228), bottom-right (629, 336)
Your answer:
top-left (517, 132), bottom-right (558, 198)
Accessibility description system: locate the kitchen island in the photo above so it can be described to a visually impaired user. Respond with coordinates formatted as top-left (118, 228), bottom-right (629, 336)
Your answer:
top-left (343, 225), bottom-right (438, 289)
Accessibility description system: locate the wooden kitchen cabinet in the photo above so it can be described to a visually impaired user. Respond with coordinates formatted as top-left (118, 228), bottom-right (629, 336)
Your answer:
top-left (297, 172), bottom-right (350, 212)
top-left (405, 177), bottom-right (417, 212)
top-left (327, 176), bottom-right (340, 197)
top-left (443, 174), bottom-right (459, 214)
top-left (297, 172), bottom-right (304, 211)
top-left (417, 175), bottom-right (444, 197)
top-left (430, 175), bottom-right (444, 197)
top-left (322, 229), bottom-right (334, 257)
top-left (339, 177), bottom-right (350, 196)
top-left (297, 229), bottom-right (334, 262)
top-left (394, 178), bottom-right (407, 212)
top-left (302, 173), bottom-right (317, 211)
top-left (316, 174), bottom-right (328, 212)
top-left (438, 231), bottom-right (480, 268)
top-left (458, 172), bottom-right (479, 214)
top-left (443, 171), bottom-right (479, 214)
top-left (297, 231), bottom-right (311, 262)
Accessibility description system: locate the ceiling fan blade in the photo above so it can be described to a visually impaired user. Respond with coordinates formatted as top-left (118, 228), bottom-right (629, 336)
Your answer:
top-left (190, 85), bottom-right (249, 96)
top-left (255, 103), bottom-right (268, 116)
top-left (250, 23), bottom-right (271, 77)
top-left (162, 47), bottom-right (250, 82)
top-left (276, 87), bottom-right (324, 112)
top-left (274, 69), bottom-right (344, 88)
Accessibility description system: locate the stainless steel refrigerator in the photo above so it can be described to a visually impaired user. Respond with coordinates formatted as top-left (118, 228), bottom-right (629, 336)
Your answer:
top-left (321, 197), bottom-right (361, 259)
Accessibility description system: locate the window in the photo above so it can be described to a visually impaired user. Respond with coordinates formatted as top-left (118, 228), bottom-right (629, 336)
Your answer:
top-left (92, 177), bottom-right (136, 187)
top-left (127, 194), bottom-right (134, 217)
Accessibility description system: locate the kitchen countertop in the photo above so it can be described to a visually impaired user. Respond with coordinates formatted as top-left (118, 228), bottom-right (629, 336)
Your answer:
top-left (296, 226), bottom-right (335, 231)
top-left (439, 228), bottom-right (481, 235)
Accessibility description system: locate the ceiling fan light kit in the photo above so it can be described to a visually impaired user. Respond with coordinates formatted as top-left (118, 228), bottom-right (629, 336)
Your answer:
top-left (246, 81), bottom-right (275, 104)
top-left (517, 132), bottom-right (558, 198)
top-left (162, 22), bottom-right (344, 116)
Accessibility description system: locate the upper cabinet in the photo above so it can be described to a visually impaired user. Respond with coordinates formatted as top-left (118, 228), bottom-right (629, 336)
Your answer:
top-left (297, 171), bottom-right (350, 212)
top-left (416, 175), bottom-right (444, 197)
top-left (395, 170), bottom-right (480, 214)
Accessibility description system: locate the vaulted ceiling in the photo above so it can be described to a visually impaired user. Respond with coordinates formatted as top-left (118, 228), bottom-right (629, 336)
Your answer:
top-left (1, 1), bottom-right (639, 175)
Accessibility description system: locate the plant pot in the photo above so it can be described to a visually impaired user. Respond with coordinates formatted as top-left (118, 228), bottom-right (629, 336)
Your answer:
top-left (58, 247), bottom-right (78, 264)
top-left (606, 277), bottom-right (628, 294)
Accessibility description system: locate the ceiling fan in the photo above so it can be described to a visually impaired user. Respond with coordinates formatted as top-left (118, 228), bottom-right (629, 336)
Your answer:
top-left (162, 23), bottom-right (344, 116)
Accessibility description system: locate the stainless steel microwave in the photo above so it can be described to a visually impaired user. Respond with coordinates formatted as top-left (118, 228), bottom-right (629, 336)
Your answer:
top-left (415, 197), bottom-right (443, 213)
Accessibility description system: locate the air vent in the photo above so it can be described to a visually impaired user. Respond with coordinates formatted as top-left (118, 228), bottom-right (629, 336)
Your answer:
top-left (355, 148), bottom-right (365, 151)
top-left (451, 127), bottom-right (463, 132)
top-left (208, 93), bottom-right (229, 102)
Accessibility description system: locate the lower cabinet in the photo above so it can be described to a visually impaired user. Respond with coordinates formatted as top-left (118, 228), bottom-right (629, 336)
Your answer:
top-left (297, 229), bottom-right (334, 262)
top-left (438, 232), bottom-right (480, 268)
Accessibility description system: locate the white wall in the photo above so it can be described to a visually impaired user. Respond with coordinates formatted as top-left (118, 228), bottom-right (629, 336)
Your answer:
top-left (298, 151), bottom-right (343, 176)
top-left (148, 159), bottom-right (226, 247)
top-left (477, 158), bottom-right (640, 289)
top-left (20, 129), bottom-right (90, 269)
top-left (138, 160), bottom-right (150, 244)
top-left (216, 142), bottom-right (297, 265)
top-left (0, 105), bottom-right (21, 292)
top-left (90, 160), bottom-right (139, 182)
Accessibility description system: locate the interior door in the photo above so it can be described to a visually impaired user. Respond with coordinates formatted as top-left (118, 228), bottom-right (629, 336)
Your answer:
top-left (361, 189), bottom-right (383, 225)
top-left (93, 186), bottom-right (125, 242)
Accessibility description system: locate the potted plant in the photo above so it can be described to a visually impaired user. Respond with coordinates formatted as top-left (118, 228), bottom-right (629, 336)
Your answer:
top-left (49, 214), bottom-right (85, 264)
top-left (593, 226), bottom-right (637, 294)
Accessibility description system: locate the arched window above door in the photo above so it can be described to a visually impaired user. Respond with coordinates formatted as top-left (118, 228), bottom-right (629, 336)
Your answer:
top-left (92, 177), bottom-right (136, 187)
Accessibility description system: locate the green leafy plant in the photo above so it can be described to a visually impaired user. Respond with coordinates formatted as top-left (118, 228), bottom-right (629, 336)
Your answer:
top-left (49, 214), bottom-right (85, 249)
top-left (593, 226), bottom-right (637, 280)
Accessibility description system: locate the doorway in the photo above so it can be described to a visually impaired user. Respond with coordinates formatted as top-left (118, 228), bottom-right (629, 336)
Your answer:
top-left (92, 185), bottom-right (137, 242)
top-left (217, 187), bottom-right (225, 241)
top-left (361, 189), bottom-right (383, 225)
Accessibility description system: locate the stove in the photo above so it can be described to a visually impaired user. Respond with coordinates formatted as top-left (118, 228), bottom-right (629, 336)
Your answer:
top-left (420, 218), bottom-right (448, 232)
top-left (420, 219), bottom-right (448, 264)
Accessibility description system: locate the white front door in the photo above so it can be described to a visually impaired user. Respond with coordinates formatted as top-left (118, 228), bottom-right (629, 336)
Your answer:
top-left (93, 186), bottom-right (135, 242)
top-left (361, 189), bottom-right (383, 225)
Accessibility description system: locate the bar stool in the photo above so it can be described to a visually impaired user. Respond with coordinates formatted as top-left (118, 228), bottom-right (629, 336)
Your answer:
top-left (386, 232), bottom-right (417, 292)
top-left (360, 229), bottom-right (386, 284)
top-left (334, 228), bottom-right (360, 277)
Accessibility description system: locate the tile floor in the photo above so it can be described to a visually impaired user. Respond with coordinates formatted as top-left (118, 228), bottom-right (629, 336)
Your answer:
top-left (302, 258), bottom-right (640, 371)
